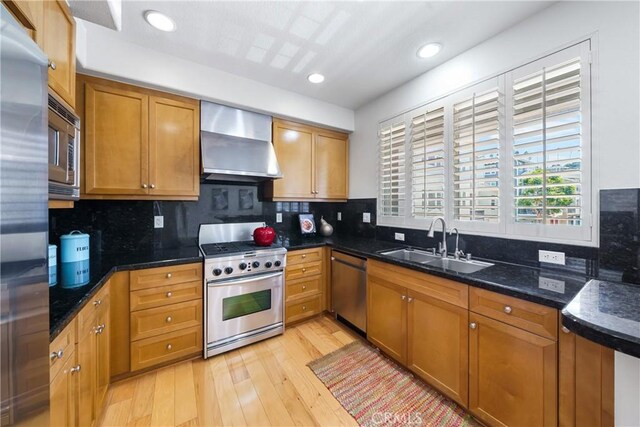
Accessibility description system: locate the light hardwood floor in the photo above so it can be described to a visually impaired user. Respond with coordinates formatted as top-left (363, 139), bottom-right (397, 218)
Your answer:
top-left (98, 315), bottom-right (361, 427)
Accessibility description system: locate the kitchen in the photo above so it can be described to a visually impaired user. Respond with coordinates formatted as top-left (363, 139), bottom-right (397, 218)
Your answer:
top-left (1, 1), bottom-right (639, 426)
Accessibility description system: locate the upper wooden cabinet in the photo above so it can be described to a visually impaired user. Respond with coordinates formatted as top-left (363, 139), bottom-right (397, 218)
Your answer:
top-left (77, 75), bottom-right (200, 200)
top-left (266, 119), bottom-right (349, 201)
top-left (3, 0), bottom-right (75, 109)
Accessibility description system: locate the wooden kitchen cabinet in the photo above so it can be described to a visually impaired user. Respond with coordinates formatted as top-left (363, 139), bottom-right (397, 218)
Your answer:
top-left (266, 119), bottom-right (348, 201)
top-left (367, 260), bottom-right (469, 406)
top-left (49, 321), bottom-right (77, 427)
top-left (2, 0), bottom-right (44, 46)
top-left (285, 247), bottom-right (326, 324)
top-left (77, 74), bottom-right (200, 200)
top-left (468, 312), bottom-right (557, 427)
top-left (43, 0), bottom-right (75, 109)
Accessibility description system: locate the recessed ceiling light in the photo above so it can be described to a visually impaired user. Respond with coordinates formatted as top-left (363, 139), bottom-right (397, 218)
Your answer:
top-left (307, 73), bottom-right (325, 84)
top-left (144, 10), bottom-right (176, 32)
top-left (417, 42), bottom-right (442, 59)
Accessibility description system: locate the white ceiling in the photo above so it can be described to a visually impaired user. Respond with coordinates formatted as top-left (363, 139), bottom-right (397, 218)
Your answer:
top-left (75, 1), bottom-right (554, 109)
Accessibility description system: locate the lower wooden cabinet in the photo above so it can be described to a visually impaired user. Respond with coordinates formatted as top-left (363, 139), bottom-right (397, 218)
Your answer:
top-left (285, 247), bottom-right (327, 325)
top-left (49, 344), bottom-right (77, 427)
top-left (367, 274), bottom-right (406, 364)
top-left (468, 312), bottom-right (557, 427)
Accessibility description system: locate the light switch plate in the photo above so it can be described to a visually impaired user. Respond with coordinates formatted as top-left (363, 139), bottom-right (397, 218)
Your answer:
top-left (395, 233), bottom-right (405, 241)
top-left (337, 212), bottom-right (342, 221)
top-left (538, 250), bottom-right (565, 265)
top-left (276, 213), bottom-right (282, 223)
top-left (154, 216), bottom-right (164, 229)
top-left (363, 212), bottom-right (371, 223)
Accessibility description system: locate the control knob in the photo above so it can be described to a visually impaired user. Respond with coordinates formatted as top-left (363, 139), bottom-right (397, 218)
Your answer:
top-left (213, 268), bottom-right (222, 276)
top-left (224, 267), bottom-right (233, 275)
top-left (274, 260), bottom-right (282, 267)
top-left (239, 262), bottom-right (247, 270)
top-left (252, 261), bottom-right (260, 268)
top-left (265, 262), bottom-right (272, 268)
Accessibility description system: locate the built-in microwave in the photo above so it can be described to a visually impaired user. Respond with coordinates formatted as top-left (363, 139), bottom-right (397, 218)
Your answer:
top-left (48, 93), bottom-right (80, 200)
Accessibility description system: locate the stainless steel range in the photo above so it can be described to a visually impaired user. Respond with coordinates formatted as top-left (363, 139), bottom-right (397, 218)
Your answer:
top-left (199, 222), bottom-right (287, 358)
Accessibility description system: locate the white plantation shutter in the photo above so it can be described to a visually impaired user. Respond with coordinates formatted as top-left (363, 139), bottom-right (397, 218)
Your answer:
top-left (453, 88), bottom-right (501, 224)
top-left (411, 107), bottom-right (445, 218)
top-left (378, 120), bottom-right (406, 217)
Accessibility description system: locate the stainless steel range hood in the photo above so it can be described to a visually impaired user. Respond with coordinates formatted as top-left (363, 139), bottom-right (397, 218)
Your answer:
top-left (200, 101), bottom-right (282, 182)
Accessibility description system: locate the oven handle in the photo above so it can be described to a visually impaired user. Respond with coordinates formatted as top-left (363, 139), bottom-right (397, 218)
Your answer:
top-left (206, 271), bottom-right (283, 287)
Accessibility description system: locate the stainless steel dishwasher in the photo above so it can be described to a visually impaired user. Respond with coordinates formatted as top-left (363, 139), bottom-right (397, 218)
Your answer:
top-left (331, 250), bottom-right (367, 333)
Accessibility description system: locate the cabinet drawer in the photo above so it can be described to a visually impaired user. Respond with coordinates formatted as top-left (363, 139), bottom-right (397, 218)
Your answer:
top-left (285, 294), bottom-right (322, 324)
top-left (286, 276), bottom-right (322, 301)
top-left (130, 280), bottom-right (202, 311)
top-left (469, 288), bottom-right (558, 340)
top-left (285, 261), bottom-right (322, 281)
top-left (77, 286), bottom-right (110, 336)
top-left (130, 326), bottom-right (202, 372)
top-left (130, 300), bottom-right (202, 341)
top-left (49, 320), bottom-right (76, 379)
top-left (130, 263), bottom-right (202, 291)
top-left (287, 248), bottom-right (323, 265)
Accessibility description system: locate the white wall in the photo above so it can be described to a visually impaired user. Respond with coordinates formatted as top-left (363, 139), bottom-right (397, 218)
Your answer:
top-left (350, 1), bottom-right (640, 198)
top-left (615, 351), bottom-right (640, 427)
top-left (75, 19), bottom-right (355, 132)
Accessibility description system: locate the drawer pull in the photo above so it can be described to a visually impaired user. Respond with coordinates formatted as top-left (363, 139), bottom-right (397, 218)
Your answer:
top-left (561, 326), bottom-right (571, 334)
top-left (70, 365), bottom-right (81, 374)
top-left (407, 297), bottom-right (413, 303)
top-left (166, 344), bottom-right (173, 351)
top-left (302, 305), bottom-right (307, 311)
top-left (166, 273), bottom-right (172, 279)
top-left (503, 305), bottom-right (512, 314)
top-left (48, 60), bottom-right (56, 70)
top-left (166, 316), bottom-right (173, 323)
top-left (401, 295), bottom-right (406, 300)
top-left (142, 183), bottom-right (148, 189)
top-left (302, 285), bottom-right (306, 290)
top-left (470, 322), bottom-right (477, 330)
top-left (166, 292), bottom-right (173, 298)
top-left (94, 324), bottom-right (105, 334)
top-left (302, 254), bottom-right (307, 259)
top-left (93, 299), bottom-right (102, 307)
top-left (302, 268), bottom-right (306, 273)
top-left (50, 350), bottom-right (63, 361)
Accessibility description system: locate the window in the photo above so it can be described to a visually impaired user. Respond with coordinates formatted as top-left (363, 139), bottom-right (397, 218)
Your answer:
top-left (377, 40), bottom-right (592, 244)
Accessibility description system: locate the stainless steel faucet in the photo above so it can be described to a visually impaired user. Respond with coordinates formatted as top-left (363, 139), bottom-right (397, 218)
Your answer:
top-left (450, 227), bottom-right (465, 260)
top-left (427, 216), bottom-right (447, 258)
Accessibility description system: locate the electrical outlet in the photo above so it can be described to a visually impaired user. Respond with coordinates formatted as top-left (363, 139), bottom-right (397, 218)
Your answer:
top-left (154, 216), bottom-right (164, 229)
top-left (276, 213), bottom-right (282, 223)
top-left (395, 232), bottom-right (405, 241)
top-left (539, 277), bottom-right (565, 293)
top-left (538, 250), bottom-right (565, 265)
top-left (363, 212), bottom-right (371, 223)
top-left (337, 212), bottom-right (342, 221)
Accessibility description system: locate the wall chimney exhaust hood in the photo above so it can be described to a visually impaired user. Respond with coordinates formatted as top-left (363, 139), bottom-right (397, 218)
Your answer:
top-left (200, 101), bottom-right (282, 182)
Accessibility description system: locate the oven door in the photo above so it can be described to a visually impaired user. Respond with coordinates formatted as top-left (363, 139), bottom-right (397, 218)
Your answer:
top-left (207, 271), bottom-right (283, 346)
top-left (48, 108), bottom-right (74, 184)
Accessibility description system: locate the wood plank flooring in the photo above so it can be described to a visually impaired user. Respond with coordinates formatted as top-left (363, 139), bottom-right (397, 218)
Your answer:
top-left (98, 315), bottom-right (361, 427)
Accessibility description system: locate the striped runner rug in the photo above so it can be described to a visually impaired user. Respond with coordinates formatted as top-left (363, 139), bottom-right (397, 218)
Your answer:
top-left (307, 341), bottom-right (480, 427)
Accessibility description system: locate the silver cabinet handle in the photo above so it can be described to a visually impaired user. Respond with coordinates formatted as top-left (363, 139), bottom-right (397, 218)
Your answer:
top-left (166, 292), bottom-right (173, 298)
top-left (470, 322), bottom-right (477, 329)
top-left (166, 344), bottom-right (172, 351)
top-left (401, 295), bottom-right (406, 300)
top-left (142, 184), bottom-right (148, 189)
top-left (150, 184), bottom-right (155, 189)
top-left (70, 365), bottom-right (81, 374)
top-left (302, 268), bottom-right (306, 273)
top-left (50, 349), bottom-right (63, 361)
top-left (301, 254), bottom-right (307, 259)
top-left (302, 285), bottom-right (306, 290)
top-left (407, 297), bottom-right (413, 303)
top-left (93, 299), bottom-right (102, 307)
top-left (503, 306), bottom-right (512, 314)
top-left (48, 61), bottom-right (56, 70)
top-left (561, 326), bottom-right (571, 334)
top-left (302, 305), bottom-right (307, 311)
top-left (166, 316), bottom-right (172, 323)
top-left (166, 273), bottom-right (172, 278)
top-left (94, 324), bottom-right (105, 334)
top-left (331, 257), bottom-right (336, 261)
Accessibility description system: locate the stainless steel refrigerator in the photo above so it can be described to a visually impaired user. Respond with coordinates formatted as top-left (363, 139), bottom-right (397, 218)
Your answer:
top-left (0, 5), bottom-right (50, 426)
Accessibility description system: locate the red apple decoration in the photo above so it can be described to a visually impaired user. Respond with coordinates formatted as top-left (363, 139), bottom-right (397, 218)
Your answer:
top-left (253, 226), bottom-right (276, 246)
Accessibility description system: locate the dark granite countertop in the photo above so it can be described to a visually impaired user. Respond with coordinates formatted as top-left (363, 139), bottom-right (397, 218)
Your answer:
top-left (49, 246), bottom-right (202, 341)
top-left (282, 235), bottom-right (591, 310)
top-left (562, 280), bottom-right (640, 357)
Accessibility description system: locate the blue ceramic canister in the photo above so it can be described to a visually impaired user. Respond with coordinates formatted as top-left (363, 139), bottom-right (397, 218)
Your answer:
top-left (48, 244), bottom-right (57, 286)
top-left (60, 231), bottom-right (90, 288)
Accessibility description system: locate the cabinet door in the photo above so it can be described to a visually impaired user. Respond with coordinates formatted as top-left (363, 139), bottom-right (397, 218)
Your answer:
top-left (315, 132), bottom-right (348, 199)
top-left (407, 290), bottom-right (468, 407)
top-left (43, 0), bottom-right (75, 108)
top-left (272, 121), bottom-right (314, 198)
top-left (95, 305), bottom-right (110, 416)
top-left (148, 96), bottom-right (199, 197)
top-left (3, 0), bottom-right (44, 46)
top-left (50, 355), bottom-right (76, 427)
top-left (469, 313), bottom-right (557, 427)
top-left (366, 275), bottom-right (406, 364)
top-left (84, 82), bottom-right (149, 195)
top-left (77, 320), bottom-right (95, 427)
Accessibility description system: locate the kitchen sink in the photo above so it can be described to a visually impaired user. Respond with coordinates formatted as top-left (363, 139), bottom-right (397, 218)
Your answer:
top-left (424, 257), bottom-right (494, 274)
top-left (378, 248), bottom-right (440, 263)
